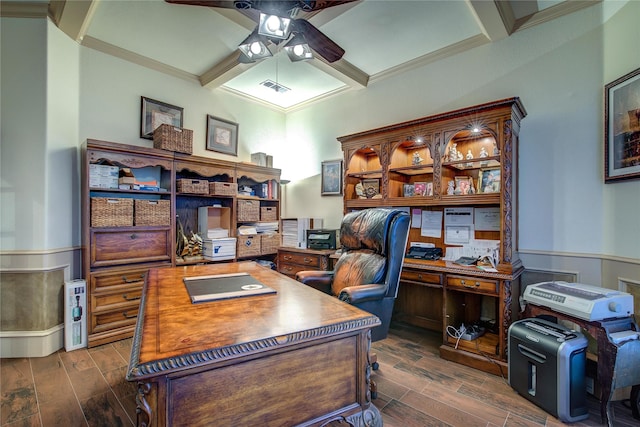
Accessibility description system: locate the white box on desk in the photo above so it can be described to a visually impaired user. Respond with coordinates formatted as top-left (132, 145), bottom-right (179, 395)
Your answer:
top-left (202, 237), bottom-right (237, 261)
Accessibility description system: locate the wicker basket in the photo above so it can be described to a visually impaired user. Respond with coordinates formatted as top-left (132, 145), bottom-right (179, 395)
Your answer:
top-left (260, 207), bottom-right (277, 221)
top-left (134, 199), bottom-right (170, 226)
top-left (210, 182), bottom-right (237, 197)
top-left (177, 179), bottom-right (209, 194)
top-left (260, 233), bottom-right (280, 255)
top-left (237, 235), bottom-right (261, 258)
top-left (91, 197), bottom-right (133, 227)
top-left (237, 199), bottom-right (260, 222)
top-left (153, 124), bottom-right (193, 154)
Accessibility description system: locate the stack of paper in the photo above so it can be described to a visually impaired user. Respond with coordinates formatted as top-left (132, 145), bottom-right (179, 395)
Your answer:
top-left (255, 222), bottom-right (278, 233)
top-left (281, 218), bottom-right (310, 248)
top-left (205, 228), bottom-right (229, 239)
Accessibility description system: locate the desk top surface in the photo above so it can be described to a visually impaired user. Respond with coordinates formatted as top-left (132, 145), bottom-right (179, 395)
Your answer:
top-left (127, 261), bottom-right (379, 381)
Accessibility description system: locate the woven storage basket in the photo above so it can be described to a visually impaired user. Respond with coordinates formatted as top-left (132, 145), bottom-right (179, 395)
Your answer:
top-left (260, 233), bottom-right (280, 255)
top-left (260, 207), bottom-right (277, 221)
top-left (153, 124), bottom-right (193, 154)
top-left (91, 197), bottom-right (133, 227)
top-left (134, 199), bottom-right (170, 226)
top-left (237, 235), bottom-right (261, 258)
top-left (177, 179), bottom-right (209, 194)
top-left (210, 182), bottom-right (237, 197)
top-left (237, 199), bottom-right (260, 222)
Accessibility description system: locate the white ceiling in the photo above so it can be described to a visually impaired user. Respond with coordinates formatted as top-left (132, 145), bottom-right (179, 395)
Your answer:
top-left (39, 0), bottom-right (601, 111)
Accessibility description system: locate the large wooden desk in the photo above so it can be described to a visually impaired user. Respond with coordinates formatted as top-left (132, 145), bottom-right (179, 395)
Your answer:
top-left (126, 262), bottom-right (382, 427)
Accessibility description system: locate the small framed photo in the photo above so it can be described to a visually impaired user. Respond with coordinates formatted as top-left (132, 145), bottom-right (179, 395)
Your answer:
top-left (362, 179), bottom-right (380, 198)
top-left (479, 168), bottom-right (501, 193)
top-left (604, 67), bottom-right (640, 183)
top-left (425, 182), bottom-right (434, 196)
top-left (321, 159), bottom-right (343, 196)
top-left (403, 183), bottom-right (415, 197)
top-left (140, 96), bottom-right (183, 139)
top-left (455, 176), bottom-right (475, 195)
top-left (206, 115), bottom-right (238, 156)
top-left (413, 182), bottom-right (426, 196)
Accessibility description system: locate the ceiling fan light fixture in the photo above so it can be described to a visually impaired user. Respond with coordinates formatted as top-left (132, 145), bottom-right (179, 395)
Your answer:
top-left (238, 28), bottom-right (272, 62)
top-left (258, 12), bottom-right (291, 40)
top-left (284, 33), bottom-right (313, 62)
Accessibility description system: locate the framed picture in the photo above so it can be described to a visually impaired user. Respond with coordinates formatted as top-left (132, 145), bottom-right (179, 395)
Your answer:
top-left (454, 176), bottom-right (474, 195)
top-left (140, 96), bottom-right (183, 139)
top-left (413, 182), bottom-right (426, 196)
top-left (206, 115), bottom-right (238, 156)
top-left (425, 181), bottom-right (434, 196)
top-left (604, 67), bottom-right (640, 183)
top-left (479, 168), bottom-right (500, 193)
top-left (403, 183), bottom-right (415, 197)
top-left (321, 159), bottom-right (343, 196)
top-left (362, 179), bottom-right (380, 198)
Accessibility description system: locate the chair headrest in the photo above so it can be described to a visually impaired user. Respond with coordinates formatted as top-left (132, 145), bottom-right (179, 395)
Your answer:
top-left (340, 208), bottom-right (399, 254)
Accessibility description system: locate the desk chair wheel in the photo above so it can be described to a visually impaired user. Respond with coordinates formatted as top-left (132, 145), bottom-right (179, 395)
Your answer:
top-left (631, 385), bottom-right (639, 420)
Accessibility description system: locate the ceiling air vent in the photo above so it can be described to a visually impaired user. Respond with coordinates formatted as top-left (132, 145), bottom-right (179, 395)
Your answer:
top-left (260, 80), bottom-right (290, 93)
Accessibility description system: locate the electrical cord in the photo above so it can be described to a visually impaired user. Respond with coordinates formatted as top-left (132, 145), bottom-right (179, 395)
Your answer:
top-left (447, 324), bottom-right (466, 349)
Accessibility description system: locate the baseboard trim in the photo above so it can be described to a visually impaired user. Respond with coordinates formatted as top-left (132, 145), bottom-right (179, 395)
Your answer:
top-left (0, 324), bottom-right (65, 358)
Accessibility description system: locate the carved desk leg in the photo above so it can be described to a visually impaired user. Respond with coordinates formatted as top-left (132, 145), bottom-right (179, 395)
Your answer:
top-left (135, 382), bottom-right (152, 427)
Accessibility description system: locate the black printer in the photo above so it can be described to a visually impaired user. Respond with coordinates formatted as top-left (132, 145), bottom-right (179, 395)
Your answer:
top-left (306, 229), bottom-right (339, 250)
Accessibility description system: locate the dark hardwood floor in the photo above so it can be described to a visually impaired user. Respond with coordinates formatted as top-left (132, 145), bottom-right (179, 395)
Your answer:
top-left (1, 322), bottom-right (637, 426)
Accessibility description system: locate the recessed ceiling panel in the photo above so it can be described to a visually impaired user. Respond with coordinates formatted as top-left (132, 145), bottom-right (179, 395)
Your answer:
top-left (224, 51), bottom-right (346, 108)
top-left (319, 0), bottom-right (482, 75)
top-left (87, 0), bottom-right (248, 75)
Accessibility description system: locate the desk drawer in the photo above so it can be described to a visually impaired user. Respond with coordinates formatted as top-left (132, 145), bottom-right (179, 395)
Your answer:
top-left (401, 270), bottom-right (442, 285)
top-left (90, 267), bottom-right (149, 293)
top-left (92, 288), bottom-right (143, 310)
top-left (278, 252), bottom-right (321, 268)
top-left (91, 304), bottom-right (139, 334)
top-left (447, 275), bottom-right (498, 295)
top-left (278, 263), bottom-right (317, 278)
top-left (90, 228), bottom-right (171, 267)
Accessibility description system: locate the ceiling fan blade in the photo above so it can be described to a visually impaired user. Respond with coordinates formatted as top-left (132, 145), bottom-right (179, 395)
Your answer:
top-left (297, 0), bottom-right (358, 12)
top-left (293, 19), bottom-right (344, 63)
top-left (164, 0), bottom-right (239, 8)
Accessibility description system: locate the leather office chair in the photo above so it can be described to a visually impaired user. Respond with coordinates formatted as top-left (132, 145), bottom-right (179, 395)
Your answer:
top-left (296, 208), bottom-right (410, 397)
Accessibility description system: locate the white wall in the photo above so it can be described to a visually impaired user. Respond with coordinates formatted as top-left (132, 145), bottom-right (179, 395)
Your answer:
top-left (284, 1), bottom-right (640, 262)
top-left (1, 18), bottom-right (49, 251)
top-left (78, 48), bottom-right (286, 161)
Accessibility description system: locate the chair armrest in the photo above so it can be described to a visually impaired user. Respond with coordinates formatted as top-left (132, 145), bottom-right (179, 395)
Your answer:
top-left (295, 270), bottom-right (334, 294)
top-left (338, 284), bottom-right (387, 304)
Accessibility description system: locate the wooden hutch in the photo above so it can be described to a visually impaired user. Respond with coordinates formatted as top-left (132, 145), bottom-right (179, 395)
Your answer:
top-left (337, 98), bottom-right (526, 375)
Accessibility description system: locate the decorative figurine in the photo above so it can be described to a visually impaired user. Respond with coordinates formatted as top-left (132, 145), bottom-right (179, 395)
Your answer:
top-left (465, 149), bottom-right (473, 167)
top-left (412, 151), bottom-right (424, 165)
top-left (355, 182), bottom-right (366, 199)
top-left (447, 180), bottom-right (455, 195)
top-left (493, 141), bottom-right (499, 156)
top-left (479, 146), bottom-right (488, 158)
top-left (448, 143), bottom-right (458, 162)
top-left (457, 150), bottom-right (464, 161)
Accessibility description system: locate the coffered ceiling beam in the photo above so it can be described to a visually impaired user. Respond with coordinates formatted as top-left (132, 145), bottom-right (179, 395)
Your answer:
top-left (466, 0), bottom-right (511, 41)
top-left (49, 0), bottom-right (98, 42)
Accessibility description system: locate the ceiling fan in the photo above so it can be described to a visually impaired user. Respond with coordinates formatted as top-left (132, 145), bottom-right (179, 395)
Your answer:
top-left (165, 0), bottom-right (357, 63)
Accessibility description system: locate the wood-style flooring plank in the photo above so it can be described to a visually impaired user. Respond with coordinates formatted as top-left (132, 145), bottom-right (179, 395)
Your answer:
top-left (0, 358), bottom-right (37, 425)
top-left (80, 390), bottom-right (133, 427)
top-left (381, 399), bottom-right (454, 427)
top-left (30, 353), bottom-right (74, 406)
top-left (399, 389), bottom-right (490, 427)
